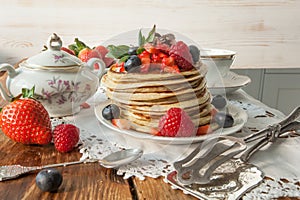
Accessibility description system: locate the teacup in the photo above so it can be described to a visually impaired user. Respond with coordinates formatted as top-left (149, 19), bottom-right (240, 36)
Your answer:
top-left (200, 48), bottom-right (236, 87)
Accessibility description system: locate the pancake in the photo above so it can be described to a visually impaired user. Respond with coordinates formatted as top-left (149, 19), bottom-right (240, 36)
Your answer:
top-left (101, 62), bottom-right (214, 135)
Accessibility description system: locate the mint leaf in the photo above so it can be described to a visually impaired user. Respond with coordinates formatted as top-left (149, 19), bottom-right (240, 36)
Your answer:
top-left (106, 45), bottom-right (129, 59)
top-left (119, 55), bottom-right (130, 63)
top-left (138, 29), bottom-right (146, 46)
top-left (145, 25), bottom-right (156, 43)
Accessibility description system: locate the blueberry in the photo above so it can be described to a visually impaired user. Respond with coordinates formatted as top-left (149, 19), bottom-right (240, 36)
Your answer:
top-left (124, 55), bottom-right (142, 72)
top-left (211, 95), bottom-right (227, 109)
top-left (36, 168), bottom-right (63, 192)
top-left (214, 112), bottom-right (234, 128)
top-left (189, 45), bottom-right (200, 64)
top-left (128, 46), bottom-right (138, 55)
top-left (102, 104), bottom-right (120, 120)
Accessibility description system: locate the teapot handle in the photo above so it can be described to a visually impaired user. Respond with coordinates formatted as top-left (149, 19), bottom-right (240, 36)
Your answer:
top-left (86, 58), bottom-right (106, 78)
top-left (0, 63), bottom-right (17, 101)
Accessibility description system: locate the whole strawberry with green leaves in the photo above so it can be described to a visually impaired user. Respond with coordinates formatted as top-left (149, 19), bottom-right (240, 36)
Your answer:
top-left (0, 87), bottom-right (52, 145)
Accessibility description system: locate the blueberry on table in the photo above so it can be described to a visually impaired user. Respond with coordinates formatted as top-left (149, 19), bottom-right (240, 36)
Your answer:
top-left (124, 55), bottom-right (142, 72)
top-left (35, 168), bottom-right (63, 192)
top-left (211, 95), bottom-right (227, 109)
top-left (213, 112), bottom-right (234, 128)
top-left (102, 104), bottom-right (120, 120)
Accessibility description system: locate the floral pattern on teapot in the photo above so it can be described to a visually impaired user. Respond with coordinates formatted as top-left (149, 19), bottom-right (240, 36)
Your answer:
top-left (37, 76), bottom-right (92, 105)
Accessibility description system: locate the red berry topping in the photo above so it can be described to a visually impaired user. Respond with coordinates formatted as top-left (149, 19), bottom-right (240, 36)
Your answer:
top-left (53, 124), bottom-right (80, 153)
top-left (169, 41), bottom-right (194, 71)
top-left (158, 108), bottom-right (196, 137)
top-left (94, 45), bottom-right (114, 67)
top-left (112, 119), bottom-right (131, 130)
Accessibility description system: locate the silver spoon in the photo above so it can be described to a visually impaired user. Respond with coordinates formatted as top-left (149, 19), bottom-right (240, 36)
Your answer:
top-left (0, 148), bottom-right (143, 181)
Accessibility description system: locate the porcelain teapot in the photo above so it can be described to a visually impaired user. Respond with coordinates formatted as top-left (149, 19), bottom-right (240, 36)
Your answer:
top-left (0, 33), bottom-right (106, 117)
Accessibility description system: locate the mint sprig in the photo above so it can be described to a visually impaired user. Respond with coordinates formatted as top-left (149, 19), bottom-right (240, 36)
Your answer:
top-left (106, 25), bottom-right (156, 62)
top-left (138, 25), bottom-right (156, 46)
top-left (68, 38), bottom-right (90, 56)
top-left (106, 45), bottom-right (130, 59)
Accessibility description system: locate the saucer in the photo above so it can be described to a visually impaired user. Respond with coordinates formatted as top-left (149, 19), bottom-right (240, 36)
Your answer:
top-left (207, 71), bottom-right (251, 95)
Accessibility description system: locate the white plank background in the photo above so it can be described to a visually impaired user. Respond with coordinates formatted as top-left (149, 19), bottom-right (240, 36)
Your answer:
top-left (0, 0), bottom-right (299, 68)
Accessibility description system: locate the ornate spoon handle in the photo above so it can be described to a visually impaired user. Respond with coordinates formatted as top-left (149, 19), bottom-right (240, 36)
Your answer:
top-left (0, 159), bottom-right (99, 181)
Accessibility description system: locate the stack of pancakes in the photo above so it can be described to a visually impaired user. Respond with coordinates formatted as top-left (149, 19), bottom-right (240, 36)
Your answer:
top-left (101, 63), bottom-right (213, 134)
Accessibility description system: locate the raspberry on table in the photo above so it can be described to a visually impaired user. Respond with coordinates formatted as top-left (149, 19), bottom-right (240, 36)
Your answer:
top-left (53, 124), bottom-right (80, 153)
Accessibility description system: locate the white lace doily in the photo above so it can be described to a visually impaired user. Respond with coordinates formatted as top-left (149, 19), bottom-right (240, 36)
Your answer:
top-left (60, 89), bottom-right (300, 199)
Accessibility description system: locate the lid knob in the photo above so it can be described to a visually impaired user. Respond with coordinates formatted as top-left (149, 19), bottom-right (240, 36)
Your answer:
top-left (47, 33), bottom-right (62, 51)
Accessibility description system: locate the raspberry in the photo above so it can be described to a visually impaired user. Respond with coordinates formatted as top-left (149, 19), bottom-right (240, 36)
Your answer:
top-left (158, 108), bottom-right (196, 137)
top-left (53, 124), bottom-right (80, 153)
top-left (169, 41), bottom-right (194, 71)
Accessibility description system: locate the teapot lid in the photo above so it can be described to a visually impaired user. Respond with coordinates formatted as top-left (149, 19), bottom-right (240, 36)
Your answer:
top-left (25, 33), bottom-right (82, 68)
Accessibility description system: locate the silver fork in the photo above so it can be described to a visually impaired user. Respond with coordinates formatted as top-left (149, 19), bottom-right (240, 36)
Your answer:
top-left (174, 106), bottom-right (300, 185)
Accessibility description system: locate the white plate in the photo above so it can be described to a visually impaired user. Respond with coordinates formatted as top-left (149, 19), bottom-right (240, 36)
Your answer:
top-left (94, 102), bottom-right (248, 145)
top-left (208, 71), bottom-right (251, 95)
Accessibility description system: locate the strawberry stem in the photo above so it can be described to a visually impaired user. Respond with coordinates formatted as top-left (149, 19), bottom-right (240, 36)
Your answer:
top-left (21, 86), bottom-right (35, 99)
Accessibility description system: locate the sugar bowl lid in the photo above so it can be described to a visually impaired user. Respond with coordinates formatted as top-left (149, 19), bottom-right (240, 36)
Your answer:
top-left (23, 33), bottom-right (82, 69)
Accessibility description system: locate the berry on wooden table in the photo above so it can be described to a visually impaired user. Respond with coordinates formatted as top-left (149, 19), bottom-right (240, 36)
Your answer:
top-left (0, 87), bottom-right (52, 145)
top-left (36, 168), bottom-right (63, 192)
top-left (53, 124), bottom-right (80, 153)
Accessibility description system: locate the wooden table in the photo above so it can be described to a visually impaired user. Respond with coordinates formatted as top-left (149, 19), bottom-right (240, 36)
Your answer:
top-left (0, 131), bottom-right (200, 200)
top-left (1, 132), bottom-right (299, 200)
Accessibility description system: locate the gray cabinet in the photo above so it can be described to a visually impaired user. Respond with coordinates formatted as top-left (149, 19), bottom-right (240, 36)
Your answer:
top-left (232, 68), bottom-right (300, 115)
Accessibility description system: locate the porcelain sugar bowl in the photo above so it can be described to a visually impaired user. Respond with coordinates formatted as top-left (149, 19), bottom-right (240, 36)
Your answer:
top-left (0, 33), bottom-right (106, 117)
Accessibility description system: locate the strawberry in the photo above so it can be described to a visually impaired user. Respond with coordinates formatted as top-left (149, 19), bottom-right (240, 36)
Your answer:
top-left (0, 87), bottom-right (52, 145)
top-left (169, 41), bottom-right (194, 71)
top-left (162, 56), bottom-right (175, 67)
top-left (111, 62), bottom-right (125, 73)
top-left (112, 119), bottom-right (131, 130)
top-left (53, 124), bottom-right (80, 153)
top-left (61, 47), bottom-right (75, 56)
top-left (196, 124), bottom-right (211, 135)
top-left (94, 45), bottom-right (114, 67)
top-left (78, 48), bottom-right (100, 63)
top-left (163, 65), bottom-right (180, 73)
top-left (158, 108), bottom-right (196, 137)
top-left (144, 43), bottom-right (159, 54)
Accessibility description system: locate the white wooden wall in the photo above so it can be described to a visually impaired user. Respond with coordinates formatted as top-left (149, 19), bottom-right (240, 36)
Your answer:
top-left (1, 0), bottom-right (300, 68)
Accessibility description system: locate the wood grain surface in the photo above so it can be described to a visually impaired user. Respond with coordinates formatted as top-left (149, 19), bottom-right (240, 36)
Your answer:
top-left (1, 0), bottom-right (300, 69)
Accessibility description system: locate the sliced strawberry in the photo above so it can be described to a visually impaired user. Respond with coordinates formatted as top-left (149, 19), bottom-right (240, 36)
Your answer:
top-left (140, 63), bottom-right (151, 73)
top-left (61, 47), bottom-right (75, 56)
top-left (158, 108), bottom-right (196, 137)
top-left (94, 45), bottom-right (114, 67)
top-left (163, 65), bottom-right (180, 73)
top-left (144, 43), bottom-right (159, 54)
top-left (111, 63), bottom-right (125, 73)
top-left (112, 119), bottom-right (131, 130)
top-left (138, 50), bottom-right (151, 59)
top-left (196, 124), bottom-right (211, 135)
top-left (162, 56), bottom-right (175, 67)
top-left (78, 48), bottom-right (94, 62)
